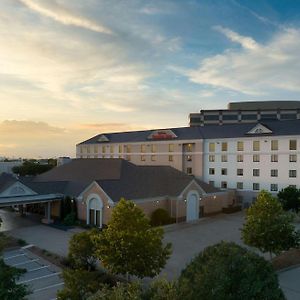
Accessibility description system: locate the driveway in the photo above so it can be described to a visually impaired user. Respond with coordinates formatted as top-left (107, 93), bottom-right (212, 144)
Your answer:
top-left (162, 212), bottom-right (245, 279)
top-left (278, 266), bottom-right (300, 300)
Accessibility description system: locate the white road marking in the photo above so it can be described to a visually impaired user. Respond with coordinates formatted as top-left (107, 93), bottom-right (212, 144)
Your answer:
top-left (18, 272), bottom-right (61, 284)
top-left (4, 253), bottom-right (26, 260)
top-left (22, 244), bottom-right (34, 249)
top-left (27, 265), bottom-right (49, 272)
top-left (33, 282), bottom-right (64, 293)
top-left (12, 258), bottom-right (39, 267)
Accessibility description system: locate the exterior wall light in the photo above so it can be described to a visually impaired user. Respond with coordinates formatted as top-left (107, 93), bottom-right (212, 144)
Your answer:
top-left (156, 200), bottom-right (160, 204)
top-left (213, 195), bottom-right (217, 199)
top-left (107, 205), bottom-right (110, 209)
top-left (184, 199), bottom-right (187, 202)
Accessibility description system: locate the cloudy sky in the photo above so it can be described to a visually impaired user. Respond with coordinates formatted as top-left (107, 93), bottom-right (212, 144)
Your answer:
top-left (1, 0), bottom-right (300, 158)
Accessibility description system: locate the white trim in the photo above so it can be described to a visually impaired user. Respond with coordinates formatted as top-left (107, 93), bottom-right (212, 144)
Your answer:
top-left (186, 190), bottom-right (200, 222)
top-left (86, 193), bottom-right (103, 228)
top-left (0, 181), bottom-right (37, 197)
top-left (178, 179), bottom-right (206, 198)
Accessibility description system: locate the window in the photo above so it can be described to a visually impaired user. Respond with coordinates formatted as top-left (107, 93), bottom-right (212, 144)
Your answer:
top-left (209, 143), bottom-right (215, 152)
top-left (80, 146), bottom-right (83, 154)
top-left (209, 155), bottom-right (215, 162)
top-left (221, 181), bottom-right (227, 189)
top-left (271, 154), bottom-right (278, 162)
top-left (237, 182), bottom-right (243, 190)
top-left (102, 145), bottom-right (106, 153)
top-left (169, 155), bottom-right (173, 162)
top-left (241, 114), bottom-right (257, 120)
top-left (221, 168), bottom-right (227, 175)
top-left (126, 155), bottom-right (131, 161)
top-left (151, 144), bottom-right (156, 153)
top-left (223, 114), bottom-right (238, 121)
top-left (253, 169), bottom-right (260, 177)
top-left (87, 155), bottom-right (90, 158)
top-left (94, 145), bottom-right (98, 153)
top-left (253, 154), bottom-right (260, 162)
top-left (187, 167), bottom-right (193, 175)
top-left (253, 141), bottom-right (260, 151)
top-left (270, 184), bottom-right (278, 192)
top-left (87, 146), bottom-right (90, 153)
top-left (271, 140), bottom-right (278, 150)
top-left (289, 170), bottom-right (297, 178)
top-left (221, 155), bottom-right (227, 162)
top-left (110, 154), bottom-right (114, 158)
top-left (169, 144), bottom-right (174, 152)
top-left (221, 142), bottom-right (228, 151)
top-left (290, 140), bottom-right (297, 150)
top-left (187, 155), bottom-right (192, 161)
top-left (118, 145), bottom-right (122, 153)
top-left (204, 114), bottom-right (219, 121)
top-left (209, 168), bottom-right (215, 175)
top-left (237, 154), bottom-right (243, 162)
top-left (209, 181), bottom-right (214, 186)
top-left (187, 144), bottom-right (193, 152)
top-left (141, 144), bottom-right (146, 153)
top-left (141, 155), bottom-right (146, 161)
top-left (151, 155), bottom-right (156, 161)
top-left (271, 169), bottom-right (278, 177)
top-left (94, 155), bottom-right (97, 158)
top-left (237, 141), bottom-right (244, 151)
top-left (110, 145), bottom-right (114, 153)
top-left (253, 183), bottom-right (260, 190)
top-left (289, 154), bottom-right (297, 162)
top-left (237, 169), bottom-right (243, 176)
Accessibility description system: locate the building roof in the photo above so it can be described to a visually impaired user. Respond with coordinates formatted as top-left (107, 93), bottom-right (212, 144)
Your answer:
top-left (0, 173), bottom-right (17, 193)
top-left (228, 101), bottom-right (300, 110)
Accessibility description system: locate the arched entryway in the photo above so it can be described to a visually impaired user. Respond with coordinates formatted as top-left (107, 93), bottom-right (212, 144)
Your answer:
top-left (186, 191), bottom-right (200, 222)
top-left (86, 194), bottom-right (103, 228)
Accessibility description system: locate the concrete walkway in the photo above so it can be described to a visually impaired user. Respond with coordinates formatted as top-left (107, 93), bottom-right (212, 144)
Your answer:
top-left (278, 266), bottom-right (300, 300)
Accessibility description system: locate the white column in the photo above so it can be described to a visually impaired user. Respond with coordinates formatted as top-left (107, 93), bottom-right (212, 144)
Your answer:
top-left (47, 202), bottom-right (51, 223)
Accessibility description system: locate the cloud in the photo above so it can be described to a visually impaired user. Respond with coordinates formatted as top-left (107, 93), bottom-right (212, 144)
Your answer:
top-left (186, 27), bottom-right (300, 95)
top-left (18, 0), bottom-right (112, 34)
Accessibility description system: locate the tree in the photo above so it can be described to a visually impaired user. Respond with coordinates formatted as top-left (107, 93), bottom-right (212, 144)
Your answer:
top-left (278, 186), bottom-right (300, 212)
top-left (12, 160), bottom-right (54, 176)
top-left (242, 190), bottom-right (300, 258)
top-left (68, 230), bottom-right (97, 271)
top-left (93, 198), bottom-right (172, 279)
top-left (178, 241), bottom-right (285, 300)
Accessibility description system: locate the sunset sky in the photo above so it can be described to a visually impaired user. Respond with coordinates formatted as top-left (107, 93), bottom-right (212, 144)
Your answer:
top-left (1, 0), bottom-right (300, 158)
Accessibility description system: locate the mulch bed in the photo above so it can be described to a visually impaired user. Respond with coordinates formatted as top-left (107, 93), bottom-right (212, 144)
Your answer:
top-left (272, 248), bottom-right (300, 271)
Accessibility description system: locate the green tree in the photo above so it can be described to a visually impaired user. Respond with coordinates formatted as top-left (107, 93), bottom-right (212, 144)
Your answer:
top-left (278, 186), bottom-right (300, 212)
top-left (12, 160), bottom-right (54, 176)
top-left (242, 190), bottom-right (300, 258)
top-left (144, 278), bottom-right (179, 300)
top-left (178, 241), bottom-right (285, 300)
top-left (93, 199), bottom-right (172, 279)
top-left (68, 230), bottom-right (97, 271)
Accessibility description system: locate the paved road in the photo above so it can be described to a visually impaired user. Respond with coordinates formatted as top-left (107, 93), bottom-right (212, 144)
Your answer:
top-left (278, 266), bottom-right (300, 300)
top-left (3, 246), bottom-right (64, 300)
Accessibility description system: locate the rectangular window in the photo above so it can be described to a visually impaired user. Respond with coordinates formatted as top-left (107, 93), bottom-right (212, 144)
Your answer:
top-left (271, 154), bottom-right (278, 162)
top-left (110, 145), bottom-right (114, 153)
top-left (237, 169), bottom-right (243, 176)
top-left (221, 181), bottom-right (227, 189)
top-left (94, 155), bottom-right (97, 158)
top-left (289, 170), bottom-right (297, 178)
top-left (270, 184), bottom-right (278, 192)
top-left (222, 142), bottom-right (228, 151)
top-left (126, 155), bottom-right (131, 161)
top-left (118, 145), bottom-right (122, 153)
top-left (127, 145), bottom-right (132, 153)
top-left (290, 140), bottom-right (297, 150)
top-left (94, 145), bottom-right (98, 153)
top-left (151, 144), bottom-right (156, 153)
top-left (289, 154), bottom-right (297, 162)
top-left (186, 144), bottom-right (193, 152)
top-left (209, 168), bottom-right (215, 175)
top-left (237, 141), bottom-right (244, 151)
top-left (87, 146), bottom-right (90, 153)
top-left (169, 144), bottom-right (174, 152)
top-left (253, 169), bottom-right (260, 177)
top-left (237, 154), bottom-right (243, 162)
top-left (271, 140), bottom-right (278, 151)
top-left (80, 146), bottom-right (83, 154)
top-left (102, 145), bottom-right (106, 153)
top-left (204, 114), bottom-right (219, 121)
top-left (209, 143), bottom-right (215, 152)
top-left (151, 155), bottom-right (156, 161)
top-left (253, 154), bottom-right (260, 162)
top-left (169, 155), bottom-right (173, 162)
top-left (271, 169), bottom-right (278, 177)
top-left (221, 168), bottom-right (227, 175)
top-left (209, 181), bottom-right (214, 186)
top-left (237, 182), bottom-right (243, 190)
top-left (187, 167), bottom-right (193, 175)
top-left (209, 155), bottom-right (215, 162)
top-left (253, 183), bottom-right (260, 190)
top-left (187, 155), bottom-right (192, 161)
top-left (253, 141), bottom-right (260, 151)
top-left (241, 114), bottom-right (257, 120)
top-left (141, 155), bottom-right (146, 161)
top-left (141, 144), bottom-right (146, 153)
top-left (221, 155), bottom-right (227, 162)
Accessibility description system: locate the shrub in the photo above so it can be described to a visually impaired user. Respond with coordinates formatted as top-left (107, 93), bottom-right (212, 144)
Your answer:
top-left (150, 208), bottom-right (172, 226)
top-left (278, 186), bottom-right (300, 212)
top-left (63, 212), bottom-right (77, 226)
top-left (178, 241), bottom-right (285, 300)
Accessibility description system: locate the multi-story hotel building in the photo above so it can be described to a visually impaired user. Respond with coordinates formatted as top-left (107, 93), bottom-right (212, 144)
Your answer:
top-left (77, 102), bottom-right (300, 207)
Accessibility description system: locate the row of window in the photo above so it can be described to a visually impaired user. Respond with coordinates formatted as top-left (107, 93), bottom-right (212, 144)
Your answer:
top-left (209, 140), bottom-right (297, 152)
top-left (209, 168), bottom-right (297, 178)
top-left (208, 154), bottom-right (297, 163)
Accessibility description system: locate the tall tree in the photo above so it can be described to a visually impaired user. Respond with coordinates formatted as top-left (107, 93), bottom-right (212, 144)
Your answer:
top-left (93, 198), bottom-right (172, 279)
top-left (242, 190), bottom-right (300, 258)
top-left (278, 186), bottom-right (300, 212)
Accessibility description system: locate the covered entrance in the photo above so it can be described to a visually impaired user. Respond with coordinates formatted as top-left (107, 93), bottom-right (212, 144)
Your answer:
top-left (86, 194), bottom-right (103, 228)
top-left (186, 191), bottom-right (200, 222)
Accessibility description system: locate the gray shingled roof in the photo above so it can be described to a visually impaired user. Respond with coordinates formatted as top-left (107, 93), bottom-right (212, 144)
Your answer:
top-left (0, 173), bottom-right (17, 194)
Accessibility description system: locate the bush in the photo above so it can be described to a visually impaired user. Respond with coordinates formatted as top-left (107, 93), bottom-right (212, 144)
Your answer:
top-left (150, 209), bottom-right (172, 226)
top-left (278, 186), bottom-right (300, 212)
top-left (178, 241), bottom-right (285, 300)
top-left (63, 212), bottom-right (77, 226)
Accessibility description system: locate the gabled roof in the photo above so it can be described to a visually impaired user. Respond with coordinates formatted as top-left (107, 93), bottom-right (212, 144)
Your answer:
top-left (0, 173), bottom-right (18, 194)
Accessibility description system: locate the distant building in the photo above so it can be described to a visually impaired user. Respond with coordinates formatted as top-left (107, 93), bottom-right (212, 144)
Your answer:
top-left (0, 160), bottom-right (23, 174)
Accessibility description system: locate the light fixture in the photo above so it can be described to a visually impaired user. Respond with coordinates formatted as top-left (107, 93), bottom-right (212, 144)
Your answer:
top-left (156, 200), bottom-right (160, 204)
top-left (184, 199), bottom-right (187, 202)
top-left (213, 195), bottom-right (216, 199)
top-left (107, 205), bottom-right (110, 209)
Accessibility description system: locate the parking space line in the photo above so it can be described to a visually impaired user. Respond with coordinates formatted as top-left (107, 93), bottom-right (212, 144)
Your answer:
top-left (12, 258), bottom-right (39, 267)
top-left (27, 265), bottom-right (49, 272)
top-left (4, 253), bottom-right (26, 260)
top-left (18, 272), bottom-right (61, 284)
top-left (33, 282), bottom-right (64, 293)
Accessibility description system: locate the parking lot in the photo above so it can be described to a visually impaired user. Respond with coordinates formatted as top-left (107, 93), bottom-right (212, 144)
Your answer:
top-left (3, 246), bottom-right (64, 300)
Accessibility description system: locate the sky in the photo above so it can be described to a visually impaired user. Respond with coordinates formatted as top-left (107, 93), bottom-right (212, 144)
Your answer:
top-left (1, 0), bottom-right (300, 158)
